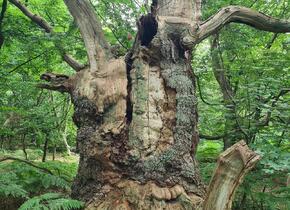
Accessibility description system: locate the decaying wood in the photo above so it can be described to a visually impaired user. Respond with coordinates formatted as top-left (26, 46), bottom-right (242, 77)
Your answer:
top-left (86, 180), bottom-right (203, 210)
top-left (203, 140), bottom-right (260, 210)
top-left (8, 0), bottom-right (84, 71)
top-left (38, 72), bottom-right (72, 93)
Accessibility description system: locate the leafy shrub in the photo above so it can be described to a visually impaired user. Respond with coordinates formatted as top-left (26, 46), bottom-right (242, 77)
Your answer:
top-left (0, 157), bottom-right (81, 210)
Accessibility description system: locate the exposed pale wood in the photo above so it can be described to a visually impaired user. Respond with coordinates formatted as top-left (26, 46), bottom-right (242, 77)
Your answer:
top-left (194, 0), bottom-right (202, 24)
top-left (182, 6), bottom-right (290, 48)
top-left (8, 0), bottom-right (84, 71)
top-left (64, 0), bottom-right (111, 72)
top-left (157, 0), bottom-right (194, 20)
top-left (203, 140), bottom-right (260, 210)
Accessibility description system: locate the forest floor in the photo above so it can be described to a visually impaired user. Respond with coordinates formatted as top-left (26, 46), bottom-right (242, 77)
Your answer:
top-left (0, 149), bottom-right (79, 163)
top-left (0, 141), bottom-right (289, 210)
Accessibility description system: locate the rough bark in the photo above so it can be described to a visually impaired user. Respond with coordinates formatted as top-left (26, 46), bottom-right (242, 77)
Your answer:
top-left (52, 0), bottom-right (206, 208)
top-left (203, 141), bottom-right (260, 210)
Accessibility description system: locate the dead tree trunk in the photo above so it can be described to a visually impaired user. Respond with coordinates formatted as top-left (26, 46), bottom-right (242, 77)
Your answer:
top-left (35, 0), bottom-right (290, 209)
top-left (210, 35), bottom-right (245, 149)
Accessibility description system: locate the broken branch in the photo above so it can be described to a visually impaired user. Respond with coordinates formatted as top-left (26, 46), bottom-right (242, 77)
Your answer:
top-left (38, 72), bottom-right (72, 93)
top-left (203, 140), bottom-right (260, 210)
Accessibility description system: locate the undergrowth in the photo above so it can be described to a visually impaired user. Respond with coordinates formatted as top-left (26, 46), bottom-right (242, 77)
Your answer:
top-left (0, 151), bottom-right (83, 210)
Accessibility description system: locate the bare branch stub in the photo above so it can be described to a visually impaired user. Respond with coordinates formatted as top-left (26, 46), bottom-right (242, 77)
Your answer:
top-left (38, 72), bottom-right (72, 93)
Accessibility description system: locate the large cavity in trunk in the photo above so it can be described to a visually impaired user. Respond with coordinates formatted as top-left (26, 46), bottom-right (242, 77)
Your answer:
top-left (138, 13), bottom-right (158, 46)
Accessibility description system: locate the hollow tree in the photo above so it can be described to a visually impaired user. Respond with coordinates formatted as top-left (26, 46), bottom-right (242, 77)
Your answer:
top-left (9, 0), bottom-right (289, 209)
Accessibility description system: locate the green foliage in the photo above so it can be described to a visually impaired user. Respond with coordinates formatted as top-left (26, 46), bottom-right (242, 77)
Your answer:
top-left (194, 1), bottom-right (289, 208)
top-left (19, 193), bottom-right (84, 210)
top-left (0, 172), bottom-right (28, 198)
top-left (0, 156), bottom-right (79, 209)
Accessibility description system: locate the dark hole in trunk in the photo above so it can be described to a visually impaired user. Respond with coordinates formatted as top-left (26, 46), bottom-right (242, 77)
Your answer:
top-left (125, 58), bottom-right (133, 123)
top-left (138, 13), bottom-right (158, 46)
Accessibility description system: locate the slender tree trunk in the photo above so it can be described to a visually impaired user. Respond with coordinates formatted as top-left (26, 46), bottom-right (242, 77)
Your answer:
top-left (62, 117), bottom-right (71, 156)
top-left (210, 35), bottom-right (245, 149)
top-left (42, 135), bottom-right (49, 162)
top-left (21, 134), bottom-right (28, 160)
top-left (8, 136), bottom-right (12, 150)
top-left (0, 137), bottom-right (4, 149)
top-left (52, 144), bottom-right (56, 161)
